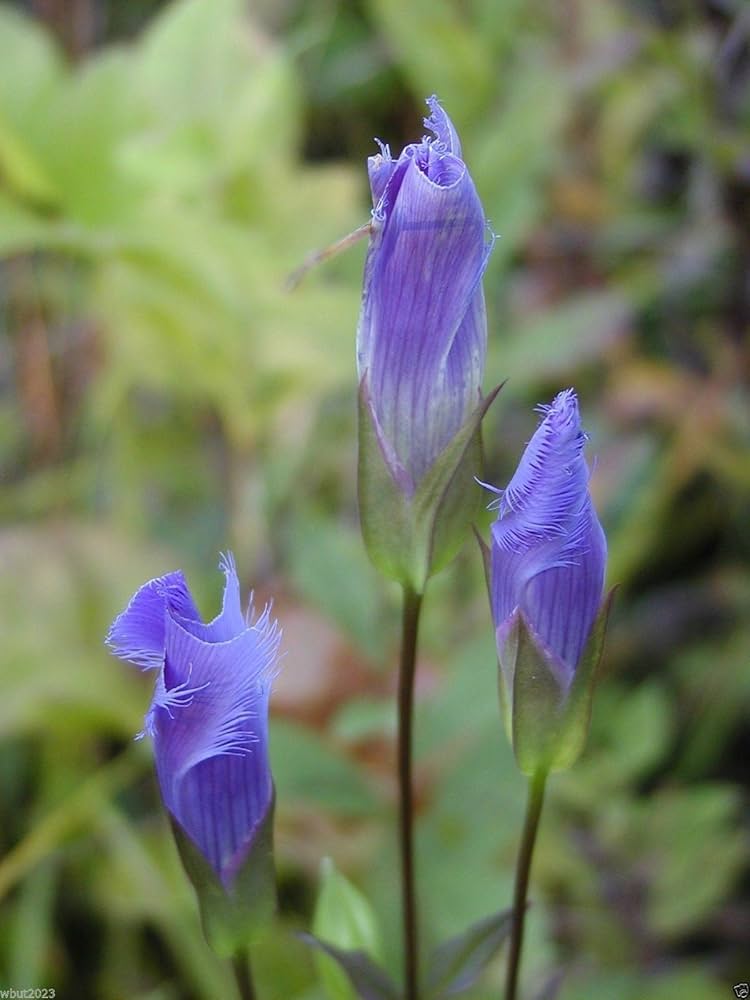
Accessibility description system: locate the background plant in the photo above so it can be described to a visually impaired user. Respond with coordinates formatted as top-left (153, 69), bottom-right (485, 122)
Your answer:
top-left (0, 1), bottom-right (748, 998)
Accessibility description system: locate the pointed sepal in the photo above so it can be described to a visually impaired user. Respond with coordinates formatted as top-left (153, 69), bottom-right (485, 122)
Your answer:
top-left (358, 381), bottom-right (502, 591)
top-left (548, 587), bottom-right (615, 772)
top-left (507, 591), bottom-right (614, 775)
top-left (425, 908), bottom-right (513, 998)
top-left (169, 792), bottom-right (277, 958)
top-left (357, 377), bottom-right (415, 586)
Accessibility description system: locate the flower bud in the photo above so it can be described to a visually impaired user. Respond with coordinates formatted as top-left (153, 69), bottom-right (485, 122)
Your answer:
top-left (106, 554), bottom-right (281, 953)
top-left (485, 390), bottom-right (610, 773)
top-left (357, 96), bottom-right (496, 589)
top-left (358, 95), bottom-right (492, 495)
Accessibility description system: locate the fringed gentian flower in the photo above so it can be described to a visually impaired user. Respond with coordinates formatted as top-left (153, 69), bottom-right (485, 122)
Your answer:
top-left (357, 95), bottom-right (493, 496)
top-left (106, 554), bottom-right (280, 894)
top-left (484, 390), bottom-right (610, 774)
top-left (357, 96), bottom-right (496, 589)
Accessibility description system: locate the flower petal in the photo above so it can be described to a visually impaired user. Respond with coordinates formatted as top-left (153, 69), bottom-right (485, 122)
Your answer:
top-left (164, 721), bottom-right (273, 889)
top-left (368, 145), bottom-right (396, 207)
top-left (494, 389), bottom-right (589, 551)
top-left (171, 552), bottom-right (246, 643)
top-left (105, 570), bottom-right (200, 671)
top-left (357, 150), bottom-right (489, 486)
top-left (521, 510), bottom-right (606, 678)
top-left (490, 389), bottom-right (607, 676)
top-left (151, 604), bottom-right (280, 886)
top-left (424, 94), bottom-right (462, 156)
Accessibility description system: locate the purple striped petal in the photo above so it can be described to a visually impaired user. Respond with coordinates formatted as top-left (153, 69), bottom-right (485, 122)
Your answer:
top-left (105, 570), bottom-right (200, 671)
top-left (170, 552), bottom-right (246, 643)
top-left (424, 93), bottom-right (462, 156)
top-left (105, 554), bottom-right (281, 889)
top-left (489, 390), bottom-right (607, 683)
top-left (151, 602), bottom-right (280, 888)
top-left (357, 96), bottom-right (491, 494)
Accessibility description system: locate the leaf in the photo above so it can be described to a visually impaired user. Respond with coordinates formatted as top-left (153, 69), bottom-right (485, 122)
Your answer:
top-left (489, 291), bottom-right (630, 393)
top-left (286, 515), bottom-right (384, 660)
top-left (299, 934), bottom-right (401, 1000)
top-left (313, 858), bottom-right (383, 1000)
top-left (0, 193), bottom-right (55, 256)
top-left (269, 719), bottom-right (377, 817)
top-left (0, 6), bottom-right (64, 122)
top-left (0, 109), bottom-right (59, 206)
top-left (426, 908), bottom-right (513, 998)
top-left (533, 969), bottom-right (565, 1000)
top-left (370, 0), bottom-right (494, 122)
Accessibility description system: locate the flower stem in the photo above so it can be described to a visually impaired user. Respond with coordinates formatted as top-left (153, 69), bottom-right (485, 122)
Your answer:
top-left (505, 769), bottom-right (548, 1000)
top-left (398, 586), bottom-right (424, 1000)
top-left (232, 948), bottom-right (257, 1000)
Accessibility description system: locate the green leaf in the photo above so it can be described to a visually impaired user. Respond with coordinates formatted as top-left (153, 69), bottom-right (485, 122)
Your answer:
top-left (270, 720), bottom-right (377, 817)
top-left (645, 785), bottom-right (747, 937)
top-left (426, 908), bottom-right (513, 998)
top-left (369, 0), bottom-right (493, 122)
top-left (0, 6), bottom-right (64, 124)
top-left (300, 934), bottom-right (401, 1000)
top-left (286, 515), bottom-right (385, 660)
top-left (490, 291), bottom-right (630, 392)
top-left (169, 796), bottom-right (276, 958)
top-left (0, 108), bottom-right (59, 206)
top-left (313, 858), bottom-right (383, 1000)
top-left (135, 0), bottom-right (247, 117)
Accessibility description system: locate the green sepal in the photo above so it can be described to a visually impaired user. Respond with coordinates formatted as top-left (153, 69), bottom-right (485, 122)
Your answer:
top-left (474, 527), bottom-right (515, 741)
top-left (505, 592), bottom-right (614, 775)
top-left (357, 381), bottom-right (502, 591)
top-left (169, 791), bottom-right (277, 958)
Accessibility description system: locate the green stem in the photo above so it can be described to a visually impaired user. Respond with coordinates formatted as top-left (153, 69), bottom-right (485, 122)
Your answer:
top-left (232, 948), bottom-right (257, 1000)
top-left (398, 586), bottom-right (424, 1000)
top-left (505, 769), bottom-right (548, 1000)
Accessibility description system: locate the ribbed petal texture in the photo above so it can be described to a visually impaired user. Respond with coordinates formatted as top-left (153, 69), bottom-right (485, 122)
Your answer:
top-left (357, 95), bottom-right (492, 494)
top-left (105, 570), bottom-right (201, 670)
top-left (490, 390), bottom-right (607, 683)
top-left (107, 555), bottom-right (280, 889)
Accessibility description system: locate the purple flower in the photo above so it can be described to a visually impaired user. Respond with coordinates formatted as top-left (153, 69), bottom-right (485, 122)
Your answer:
top-left (106, 554), bottom-right (280, 890)
top-left (357, 95), bottom-right (493, 496)
top-left (488, 389), bottom-right (607, 690)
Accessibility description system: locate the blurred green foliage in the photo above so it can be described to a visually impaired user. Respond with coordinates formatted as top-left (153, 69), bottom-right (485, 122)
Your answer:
top-left (0, 0), bottom-right (748, 998)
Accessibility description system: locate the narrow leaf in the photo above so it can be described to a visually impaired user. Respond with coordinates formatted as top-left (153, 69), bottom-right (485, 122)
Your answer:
top-left (426, 908), bottom-right (513, 998)
top-left (313, 858), bottom-right (383, 1000)
top-left (533, 969), bottom-right (566, 1000)
top-left (299, 934), bottom-right (402, 1000)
